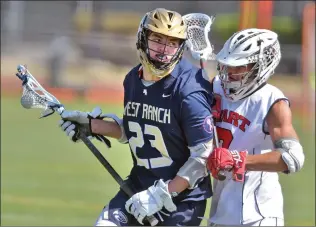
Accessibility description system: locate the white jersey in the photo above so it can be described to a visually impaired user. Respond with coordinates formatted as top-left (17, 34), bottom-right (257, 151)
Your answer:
top-left (209, 76), bottom-right (289, 225)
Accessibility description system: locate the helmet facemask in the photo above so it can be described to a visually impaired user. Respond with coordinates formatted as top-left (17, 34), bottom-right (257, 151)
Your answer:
top-left (218, 62), bottom-right (259, 96)
top-left (137, 28), bottom-right (186, 77)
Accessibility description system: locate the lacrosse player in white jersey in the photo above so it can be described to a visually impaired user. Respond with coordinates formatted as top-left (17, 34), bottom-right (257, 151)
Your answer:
top-left (205, 28), bottom-right (305, 226)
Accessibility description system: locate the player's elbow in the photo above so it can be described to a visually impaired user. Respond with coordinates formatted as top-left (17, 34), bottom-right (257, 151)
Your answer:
top-left (177, 140), bottom-right (213, 189)
top-left (177, 157), bottom-right (208, 189)
top-left (289, 145), bottom-right (305, 173)
top-left (277, 139), bottom-right (305, 173)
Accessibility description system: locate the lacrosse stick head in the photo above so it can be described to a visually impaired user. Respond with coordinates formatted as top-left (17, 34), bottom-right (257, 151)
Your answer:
top-left (182, 13), bottom-right (216, 61)
top-left (16, 64), bottom-right (64, 118)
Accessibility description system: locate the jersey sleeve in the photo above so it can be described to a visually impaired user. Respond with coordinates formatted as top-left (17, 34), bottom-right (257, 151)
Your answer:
top-left (180, 91), bottom-right (214, 147)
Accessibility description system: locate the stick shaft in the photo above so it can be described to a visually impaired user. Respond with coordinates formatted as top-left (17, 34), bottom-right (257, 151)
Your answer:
top-left (79, 133), bottom-right (133, 194)
top-left (79, 133), bottom-right (159, 226)
top-left (200, 59), bottom-right (219, 148)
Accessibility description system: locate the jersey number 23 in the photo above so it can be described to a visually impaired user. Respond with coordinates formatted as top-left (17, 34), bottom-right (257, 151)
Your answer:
top-left (127, 121), bottom-right (173, 169)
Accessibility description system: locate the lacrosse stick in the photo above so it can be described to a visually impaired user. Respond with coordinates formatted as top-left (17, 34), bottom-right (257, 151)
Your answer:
top-left (183, 13), bottom-right (216, 67)
top-left (15, 64), bottom-right (159, 226)
top-left (183, 13), bottom-right (226, 180)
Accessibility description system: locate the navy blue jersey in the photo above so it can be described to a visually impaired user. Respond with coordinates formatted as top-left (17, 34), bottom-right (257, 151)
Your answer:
top-left (122, 58), bottom-right (213, 201)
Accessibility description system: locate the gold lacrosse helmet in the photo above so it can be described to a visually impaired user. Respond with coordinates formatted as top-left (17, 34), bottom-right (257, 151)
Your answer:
top-left (136, 8), bottom-right (187, 78)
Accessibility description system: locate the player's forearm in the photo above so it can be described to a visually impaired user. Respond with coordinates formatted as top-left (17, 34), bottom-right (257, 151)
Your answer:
top-left (168, 176), bottom-right (190, 194)
top-left (90, 119), bottom-right (122, 139)
top-left (246, 151), bottom-right (288, 172)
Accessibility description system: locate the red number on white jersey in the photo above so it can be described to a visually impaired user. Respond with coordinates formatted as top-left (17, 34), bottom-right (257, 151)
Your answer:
top-left (216, 127), bottom-right (233, 149)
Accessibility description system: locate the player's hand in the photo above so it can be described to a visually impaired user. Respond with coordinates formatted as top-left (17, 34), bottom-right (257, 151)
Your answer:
top-left (207, 147), bottom-right (247, 182)
top-left (59, 107), bottom-right (111, 147)
top-left (125, 179), bottom-right (177, 225)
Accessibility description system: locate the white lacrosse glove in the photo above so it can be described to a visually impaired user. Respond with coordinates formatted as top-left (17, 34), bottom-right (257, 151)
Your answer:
top-left (59, 107), bottom-right (111, 147)
top-left (125, 179), bottom-right (177, 225)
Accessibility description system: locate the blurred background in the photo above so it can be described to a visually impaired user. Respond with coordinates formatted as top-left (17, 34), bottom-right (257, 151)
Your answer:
top-left (1, 1), bottom-right (315, 226)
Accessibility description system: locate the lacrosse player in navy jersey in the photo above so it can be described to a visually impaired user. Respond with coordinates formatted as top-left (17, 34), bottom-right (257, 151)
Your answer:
top-left (58, 8), bottom-right (215, 226)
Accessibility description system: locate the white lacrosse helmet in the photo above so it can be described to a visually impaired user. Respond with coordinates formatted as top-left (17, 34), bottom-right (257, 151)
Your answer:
top-left (216, 28), bottom-right (281, 101)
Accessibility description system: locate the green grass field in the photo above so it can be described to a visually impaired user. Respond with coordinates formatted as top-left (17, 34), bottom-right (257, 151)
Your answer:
top-left (1, 96), bottom-right (315, 226)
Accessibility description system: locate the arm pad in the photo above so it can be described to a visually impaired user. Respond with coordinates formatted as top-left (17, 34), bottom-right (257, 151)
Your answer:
top-left (275, 138), bottom-right (305, 173)
top-left (101, 113), bottom-right (128, 144)
top-left (177, 140), bottom-right (213, 189)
